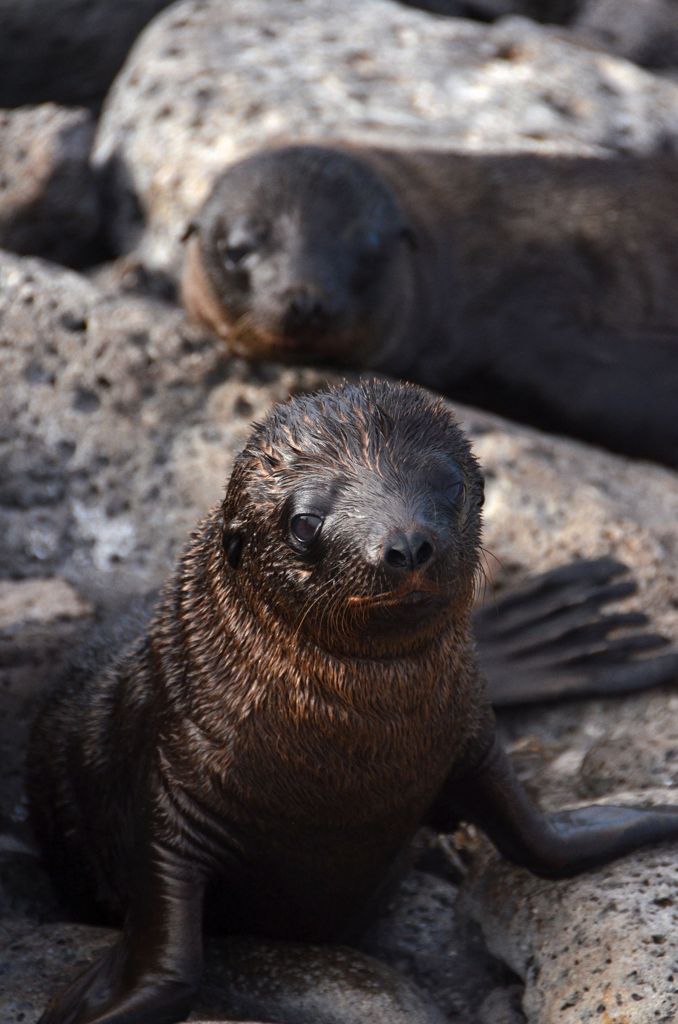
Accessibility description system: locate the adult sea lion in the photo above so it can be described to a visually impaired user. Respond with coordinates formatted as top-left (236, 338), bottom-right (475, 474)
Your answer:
top-left (28, 380), bottom-right (678, 1024)
top-left (182, 143), bottom-right (678, 467)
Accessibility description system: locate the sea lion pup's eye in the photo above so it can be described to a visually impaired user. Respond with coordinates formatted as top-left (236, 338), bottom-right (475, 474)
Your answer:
top-left (445, 479), bottom-right (465, 503)
top-left (444, 465), bottom-right (466, 504)
top-left (290, 513), bottom-right (323, 546)
top-left (223, 531), bottom-right (243, 569)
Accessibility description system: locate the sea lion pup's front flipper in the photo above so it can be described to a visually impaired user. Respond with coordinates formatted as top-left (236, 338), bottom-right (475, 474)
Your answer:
top-left (39, 841), bottom-right (204, 1024)
top-left (427, 731), bottom-right (678, 879)
top-left (473, 557), bottom-right (678, 706)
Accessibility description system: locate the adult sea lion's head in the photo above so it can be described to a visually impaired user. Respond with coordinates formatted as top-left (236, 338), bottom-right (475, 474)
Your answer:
top-left (182, 145), bottom-right (415, 366)
top-left (221, 380), bottom-right (484, 658)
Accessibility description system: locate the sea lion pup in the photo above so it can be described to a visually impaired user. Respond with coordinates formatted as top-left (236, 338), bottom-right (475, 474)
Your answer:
top-left (182, 143), bottom-right (678, 467)
top-left (28, 380), bottom-right (678, 1024)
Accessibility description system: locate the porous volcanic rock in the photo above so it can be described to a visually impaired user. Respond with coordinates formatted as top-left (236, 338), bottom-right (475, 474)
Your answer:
top-left (0, 577), bottom-right (91, 632)
top-left (0, 0), bottom-right (178, 109)
top-left (93, 0), bottom-right (678, 270)
top-left (0, 918), bottom-right (115, 1024)
top-left (359, 870), bottom-right (521, 1021)
top-left (464, 791), bottom-right (678, 1024)
top-left (0, 249), bottom-right (326, 596)
top-left (0, 105), bottom-right (100, 267)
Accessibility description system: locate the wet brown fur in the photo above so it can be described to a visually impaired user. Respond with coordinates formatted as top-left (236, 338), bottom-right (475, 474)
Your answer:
top-left (28, 379), bottom-right (491, 940)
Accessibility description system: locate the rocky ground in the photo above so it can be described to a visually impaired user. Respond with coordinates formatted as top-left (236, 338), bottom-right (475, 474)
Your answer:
top-left (1, 2), bottom-right (677, 1023)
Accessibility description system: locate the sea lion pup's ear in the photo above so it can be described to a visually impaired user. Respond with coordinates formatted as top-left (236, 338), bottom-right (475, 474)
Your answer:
top-left (399, 225), bottom-right (418, 251)
top-left (180, 220), bottom-right (198, 243)
top-left (222, 529), bottom-right (244, 569)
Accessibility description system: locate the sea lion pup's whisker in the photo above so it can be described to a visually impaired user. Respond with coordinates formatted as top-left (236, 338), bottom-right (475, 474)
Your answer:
top-left (291, 590), bottom-right (328, 646)
top-left (291, 566), bottom-right (346, 646)
top-left (473, 551), bottom-right (493, 606)
top-left (479, 544), bottom-right (502, 574)
top-left (27, 378), bottom-right (678, 1024)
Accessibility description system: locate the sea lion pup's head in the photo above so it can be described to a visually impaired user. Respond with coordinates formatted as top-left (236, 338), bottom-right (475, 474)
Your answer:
top-left (221, 380), bottom-right (483, 658)
top-left (182, 145), bottom-right (415, 365)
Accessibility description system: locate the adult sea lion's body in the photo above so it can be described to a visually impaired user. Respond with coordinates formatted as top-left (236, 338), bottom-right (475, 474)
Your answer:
top-left (183, 143), bottom-right (678, 467)
top-left (29, 381), bottom-right (678, 1024)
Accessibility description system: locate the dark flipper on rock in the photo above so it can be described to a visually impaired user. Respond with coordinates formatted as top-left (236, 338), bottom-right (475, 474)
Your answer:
top-left (473, 558), bottom-right (678, 706)
top-left (37, 840), bottom-right (202, 1024)
top-left (429, 732), bottom-right (678, 879)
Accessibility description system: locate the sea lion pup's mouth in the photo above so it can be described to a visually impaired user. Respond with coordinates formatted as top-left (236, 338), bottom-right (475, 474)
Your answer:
top-left (347, 578), bottom-right (449, 610)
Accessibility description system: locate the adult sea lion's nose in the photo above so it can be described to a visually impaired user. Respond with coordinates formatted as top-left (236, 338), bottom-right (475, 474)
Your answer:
top-left (282, 284), bottom-right (332, 332)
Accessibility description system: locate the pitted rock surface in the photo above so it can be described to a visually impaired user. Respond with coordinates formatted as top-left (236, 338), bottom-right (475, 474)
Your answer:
top-left (464, 791), bottom-right (678, 1024)
top-left (94, 0), bottom-right (678, 270)
top-left (199, 936), bottom-right (449, 1024)
top-left (0, 250), bottom-right (327, 595)
top-left (359, 870), bottom-right (520, 1021)
top-left (576, 697), bottom-right (678, 800)
top-left (0, 105), bottom-right (99, 267)
top-left (0, 578), bottom-right (91, 631)
top-left (0, 0), bottom-right (178, 108)
top-left (0, 918), bottom-right (116, 1024)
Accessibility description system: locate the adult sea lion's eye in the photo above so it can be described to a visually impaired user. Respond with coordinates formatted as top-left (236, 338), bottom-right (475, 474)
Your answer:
top-left (221, 243), bottom-right (252, 268)
top-left (290, 513), bottom-right (323, 545)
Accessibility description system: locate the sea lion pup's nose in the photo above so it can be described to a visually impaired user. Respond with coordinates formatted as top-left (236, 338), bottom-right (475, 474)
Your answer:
top-left (281, 284), bottom-right (334, 331)
top-left (383, 529), bottom-right (435, 574)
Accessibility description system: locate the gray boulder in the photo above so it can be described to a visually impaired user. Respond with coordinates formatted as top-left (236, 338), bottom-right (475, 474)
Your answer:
top-left (93, 0), bottom-right (678, 270)
top-left (0, 250), bottom-right (323, 596)
top-left (464, 791), bottom-right (678, 1023)
top-left (0, 919), bottom-right (113, 1024)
